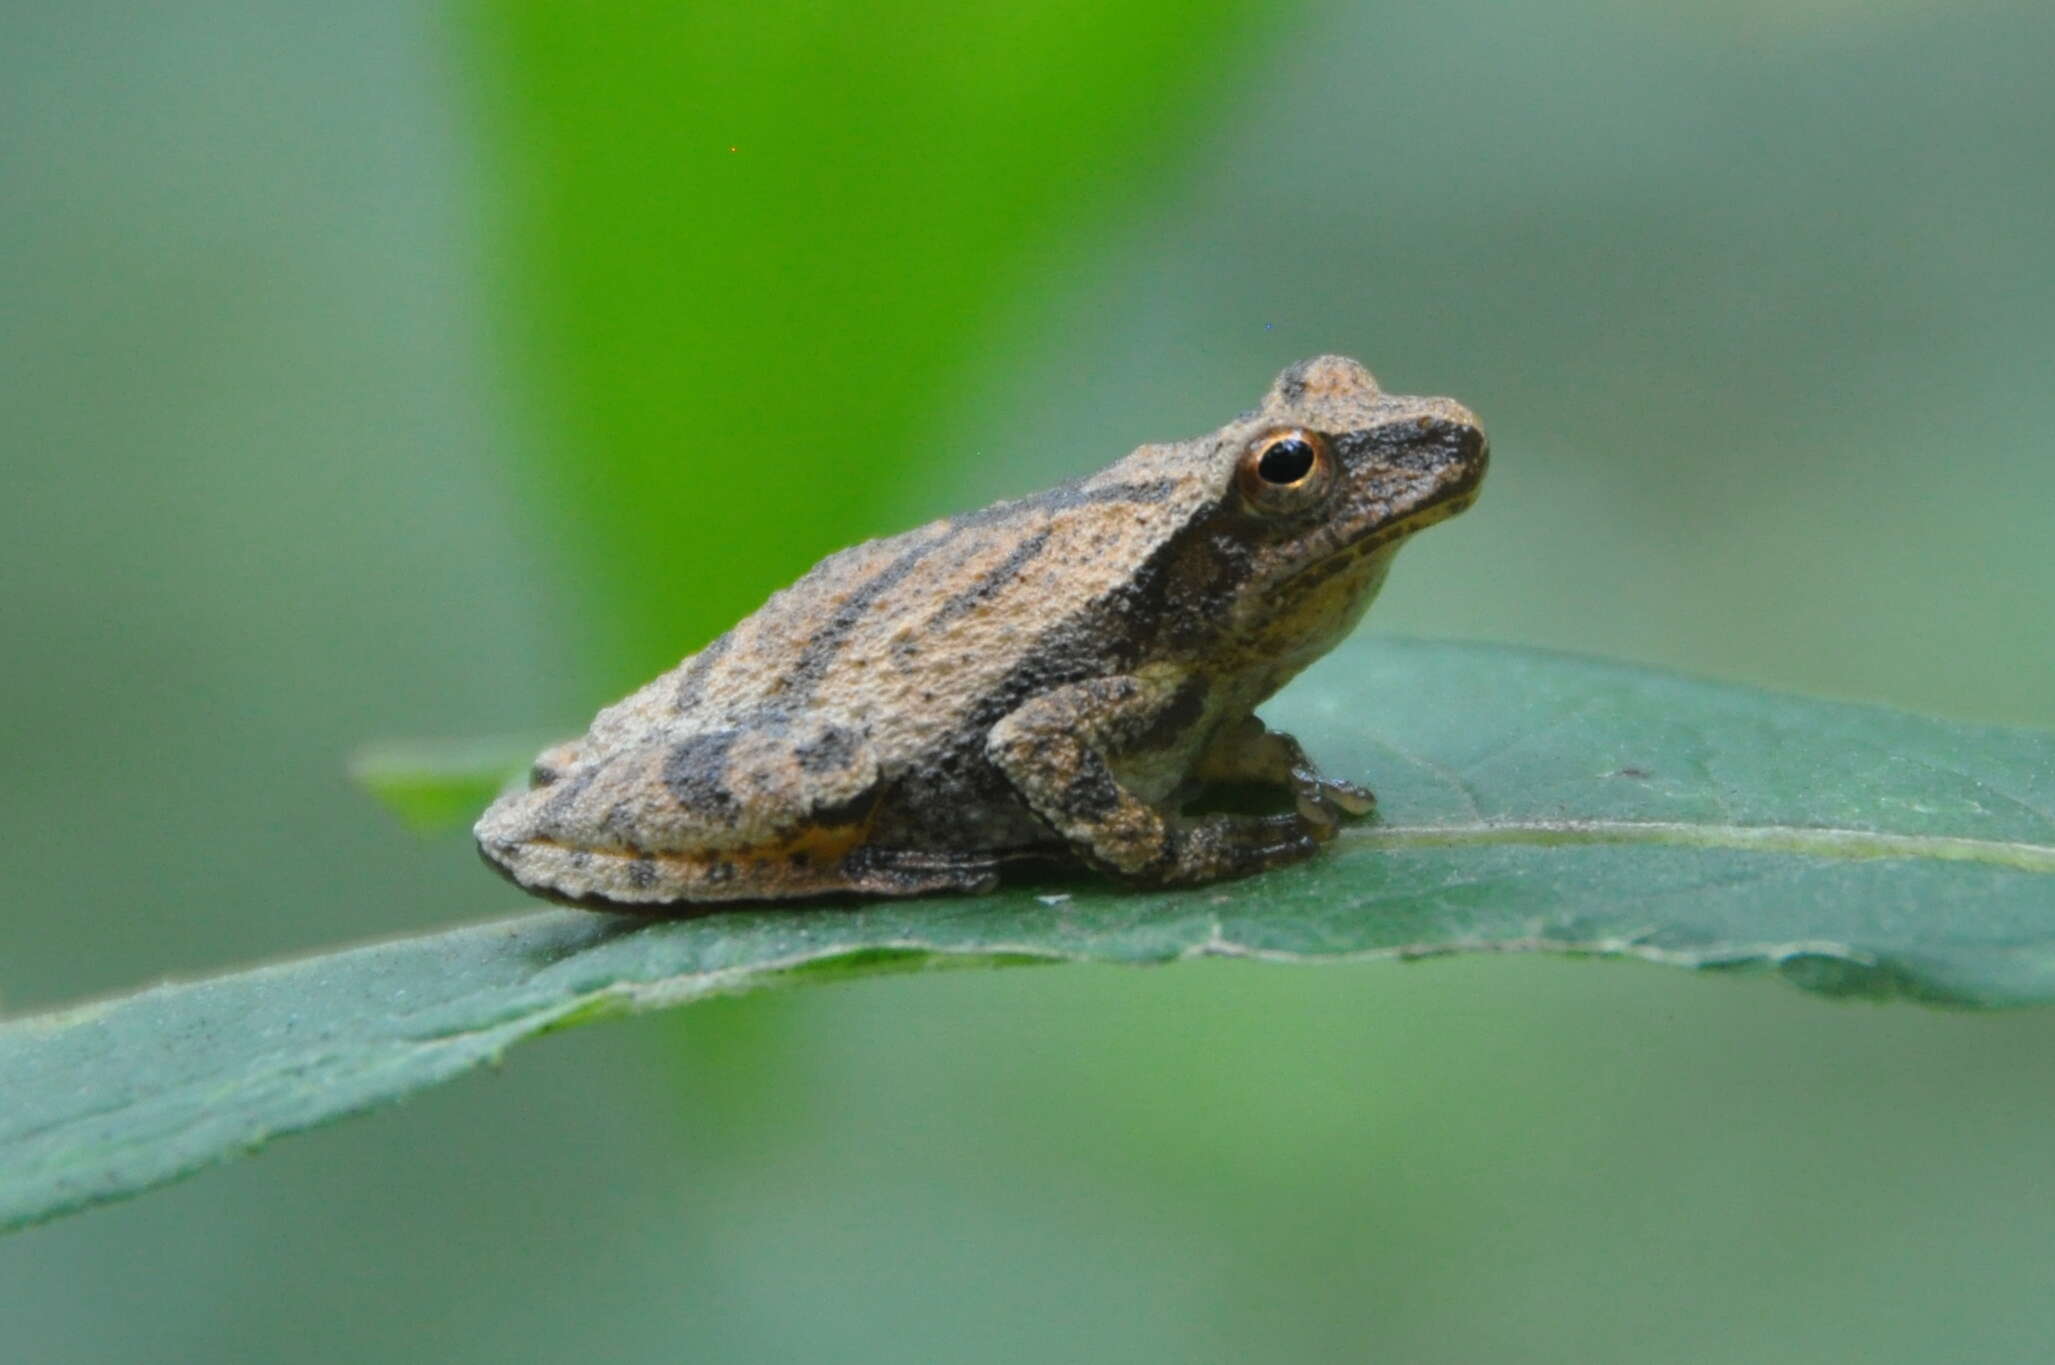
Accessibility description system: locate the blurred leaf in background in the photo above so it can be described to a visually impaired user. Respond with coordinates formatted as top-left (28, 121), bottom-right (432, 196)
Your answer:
top-left (347, 733), bottom-right (549, 833)
top-left (469, 0), bottom-right (1274, 690)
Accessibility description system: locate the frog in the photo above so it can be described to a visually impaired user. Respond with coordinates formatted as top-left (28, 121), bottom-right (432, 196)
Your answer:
top-left (475, 355), bottom-right (1487, 910)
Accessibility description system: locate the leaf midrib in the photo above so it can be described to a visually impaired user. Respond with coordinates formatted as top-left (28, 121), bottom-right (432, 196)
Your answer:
top-left (1349, 820), bottom-right (2055, 874)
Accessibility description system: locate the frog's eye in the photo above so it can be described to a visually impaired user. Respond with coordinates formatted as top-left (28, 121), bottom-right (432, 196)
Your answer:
top-left (1236, 427), bottom-right (1335, 515)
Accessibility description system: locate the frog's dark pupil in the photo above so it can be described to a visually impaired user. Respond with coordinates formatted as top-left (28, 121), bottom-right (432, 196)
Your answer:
top-left (1257, 438), bottom-right (1316, 485)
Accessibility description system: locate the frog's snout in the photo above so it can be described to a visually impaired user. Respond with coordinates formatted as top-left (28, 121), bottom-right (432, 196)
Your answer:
top-left (1452, 416), bottom-right (1489, 486)
top-left (1445, 426), bottom-right (1488, 516)
top-left (1411, 403), bottom-right (1489, 499)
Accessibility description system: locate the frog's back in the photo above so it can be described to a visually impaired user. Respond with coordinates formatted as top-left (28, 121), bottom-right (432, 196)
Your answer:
top-left (593, 454), bottom-right (1216, 765)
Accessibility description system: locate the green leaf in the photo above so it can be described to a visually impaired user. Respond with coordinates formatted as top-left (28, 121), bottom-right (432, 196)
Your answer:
top-left (5, 639), bottom-right (2053, 1234)
top-left (347, 734), bottom-right (555, 833)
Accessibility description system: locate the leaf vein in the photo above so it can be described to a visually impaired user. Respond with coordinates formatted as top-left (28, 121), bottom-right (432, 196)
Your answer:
top-left (1347, 820), bottom-right (2055, 873)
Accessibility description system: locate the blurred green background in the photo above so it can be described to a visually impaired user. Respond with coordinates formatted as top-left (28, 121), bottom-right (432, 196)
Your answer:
top-left (5, 1), bottom-right (2054, 1360)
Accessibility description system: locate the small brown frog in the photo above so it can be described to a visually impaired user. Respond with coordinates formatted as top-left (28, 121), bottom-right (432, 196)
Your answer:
top-left (477, 356), bottom-right (1486, 909)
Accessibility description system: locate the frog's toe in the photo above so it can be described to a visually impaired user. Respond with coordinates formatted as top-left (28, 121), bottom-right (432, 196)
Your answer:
top-left (1289, 769), bottom-right (1375, 829)
top-left (1140, 811), bottom-right (1325, 885)
top-left (1294, 792), bottom-right (1341, 838)
top-left (1325, 778), bottom-right (1376, 816)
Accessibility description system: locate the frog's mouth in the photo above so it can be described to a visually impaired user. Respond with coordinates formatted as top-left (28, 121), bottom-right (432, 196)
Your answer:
top-left (1360, 475), bottom-right (1483, 548)
top-left (1284, 465), bottom-right (1486, 593)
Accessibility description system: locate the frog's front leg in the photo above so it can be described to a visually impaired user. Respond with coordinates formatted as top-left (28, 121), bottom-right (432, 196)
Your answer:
top-left (986, 676), bottom-right (1322, 886)
top-left (1191, 714), bottom-right (1375, 836)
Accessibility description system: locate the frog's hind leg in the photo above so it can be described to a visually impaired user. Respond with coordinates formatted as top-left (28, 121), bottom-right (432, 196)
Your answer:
top-left (987, 676), bottom-right (1331, 887)
top-left (478, 713), bottom-right (940, 908)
